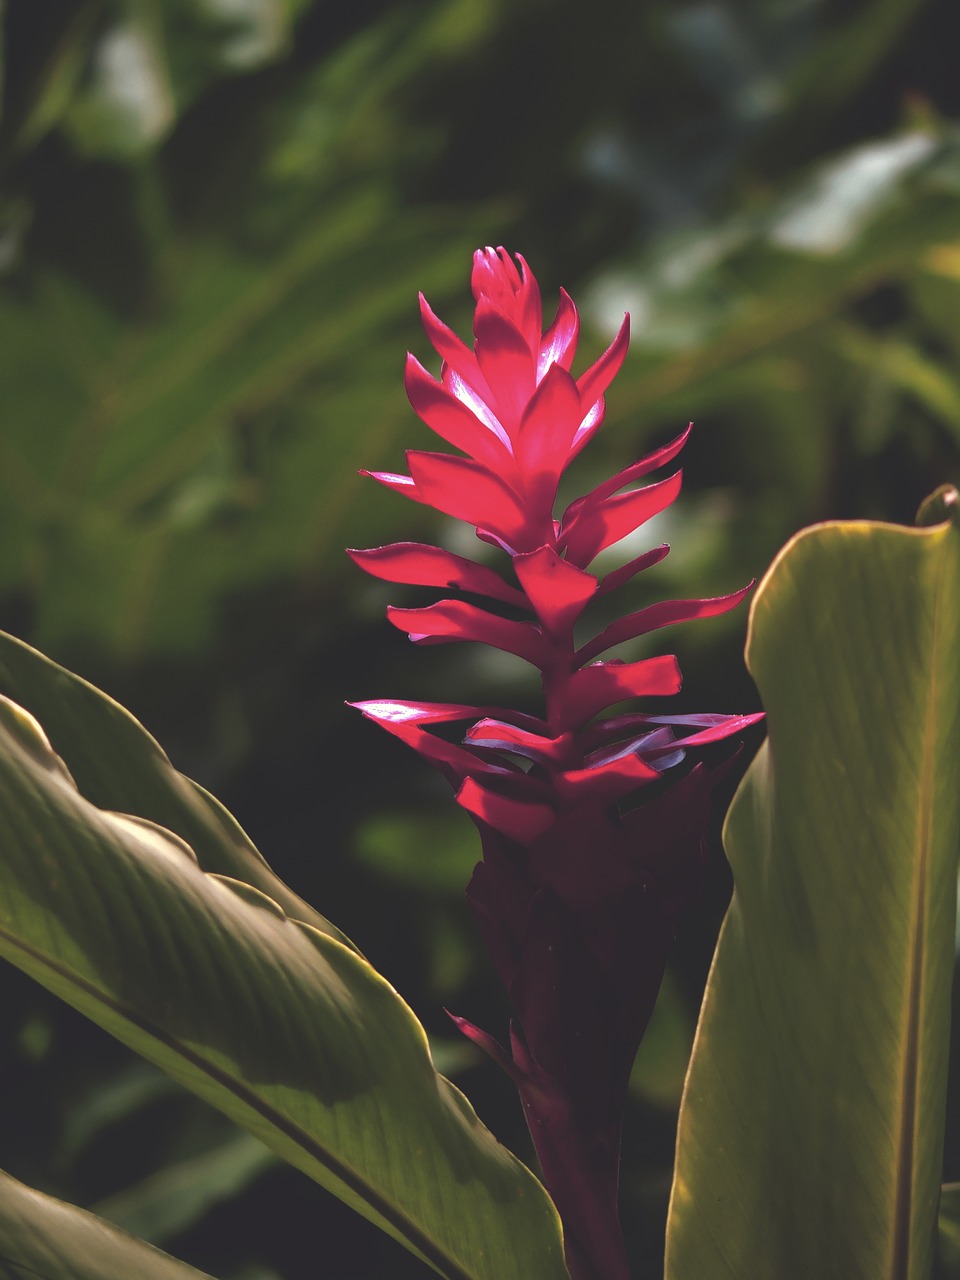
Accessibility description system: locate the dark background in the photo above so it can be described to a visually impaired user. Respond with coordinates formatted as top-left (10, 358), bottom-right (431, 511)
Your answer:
top-left (2, 1), bottom-right (960, 1276)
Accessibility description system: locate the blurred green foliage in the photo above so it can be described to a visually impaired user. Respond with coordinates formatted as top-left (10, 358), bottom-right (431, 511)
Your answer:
top-left (1, 1), bottom-right (959, 1277)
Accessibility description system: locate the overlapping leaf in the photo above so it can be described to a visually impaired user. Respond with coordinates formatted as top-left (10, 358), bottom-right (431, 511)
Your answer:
top-left (666, 492), bottom-right (960, 1279)
top-left (0, 628), bottom-right (347, 945)
top-left (0, 647), bottom-right (568, 1280)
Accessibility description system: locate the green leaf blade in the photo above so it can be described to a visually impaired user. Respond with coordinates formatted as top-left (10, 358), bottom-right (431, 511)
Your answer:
top-left (0, 629), bottom-right (352, 948)
top-left (0, 678), bottom-right (568, 1280)
top-left (666, 505), bottom-right (960, 1280)
top-left (0, 1167), bottom-right (215, 1280)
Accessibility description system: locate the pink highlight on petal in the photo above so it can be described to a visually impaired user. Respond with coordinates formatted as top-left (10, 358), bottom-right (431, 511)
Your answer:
top-left (568, 396), bottom-right (606, 461)
top-left (538, 288), bottom-right (580, 380)
top-left (349, 697), bottom-right (549, 734)
top-left (348, 698), bottom-right (483, 724)
top-left (443, 368), bottom-right (512, 450)
top-left (360, 469), bottom-right (423, 502)
top-left (513, 545), bottom-right (598, 634)
top-left (348, 709), bottom-right (518, 786)
top-left (457, 775), bottom-right (556, 842)
top-left (404, 354), bottom-right (512, 470)
top-left (475, 526), bottom-right (518, 555)
top-left (446, 1012), bottom-right (520, 1081)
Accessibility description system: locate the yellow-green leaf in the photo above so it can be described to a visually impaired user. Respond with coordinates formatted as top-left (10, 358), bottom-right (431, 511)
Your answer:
top-left (0, 1167), bottom-right (215, 1280)
top-left (666, 494), bottom-right (960, 1280)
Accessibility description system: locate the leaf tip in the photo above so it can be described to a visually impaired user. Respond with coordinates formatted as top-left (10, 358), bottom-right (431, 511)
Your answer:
top-left (916, 484), bottom-right (960, 528)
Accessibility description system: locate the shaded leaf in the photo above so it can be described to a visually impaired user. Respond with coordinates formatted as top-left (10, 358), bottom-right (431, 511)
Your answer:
top-left (0, 628), bottom-right (350, 946)
top-left (92, 1129), bottom-right (278, 1247)
top-left (628, 971), bottom-right (694, 1111)
top-left (58, 1062), bottom-right (179, 1165)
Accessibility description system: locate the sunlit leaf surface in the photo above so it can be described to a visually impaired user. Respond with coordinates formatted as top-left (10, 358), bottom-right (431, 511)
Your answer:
top-left (666, 496), bottom-right (960, 1279)
top-left (0, 629), bottom-right (349, 945)
top-left (0, 1167), bottom-right (215, 1280)
top-left (0, 656), bottom-right (568, 1280)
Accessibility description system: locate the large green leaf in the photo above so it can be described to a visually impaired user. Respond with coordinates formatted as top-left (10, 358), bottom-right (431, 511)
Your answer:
top-left (0, 681), bottom-right (568, 1280)
top-left (666, 491), bottom-right (960, 1280)
top-left (0, 1167), bottom-right (214, 1280)
top-left (0, 628), bottom-right (349, 946)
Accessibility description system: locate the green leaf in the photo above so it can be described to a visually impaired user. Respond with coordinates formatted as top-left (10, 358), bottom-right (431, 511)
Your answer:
top-left (938, 1184), bottom-right (960, 1279)
top-left (4, 2), bottom-right (100, 155)
top-left (666, 493), bottom-right (960, 1279)
top-left (0, 206), bottom-right (490, 659)
top-left (628, 971), bottom-right (694, 1111)
top-left (58, 1062), bottom-right (180, 1164)
top-left (0, 664), bottom-right (568, 1280)
top-left (0, 628), bottom-right (350, 947)
top-left (776, 0), bottom-right (925, 129)
top-left (0, 1167), bottom-right (215, 1280)
top-left (92, 1129), bottom-right (278, 1246)
top-left (355, 809), bottom-right (481, 895)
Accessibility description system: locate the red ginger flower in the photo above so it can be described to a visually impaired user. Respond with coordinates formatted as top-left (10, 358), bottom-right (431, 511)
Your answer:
top-left (350, 247), bottom-right (761, 1280)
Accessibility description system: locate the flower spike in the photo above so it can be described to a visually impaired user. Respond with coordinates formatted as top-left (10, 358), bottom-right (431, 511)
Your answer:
top-left (351, 247), bottom-right (762, 1280)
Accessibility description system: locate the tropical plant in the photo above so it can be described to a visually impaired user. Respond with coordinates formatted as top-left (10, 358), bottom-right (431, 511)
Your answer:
top-left (350, 247), bottom-right (760, 1279)
top-left (1, 247), bottom-right (958, 1280)
top-left (3, 3), bottom-right (960, 1277)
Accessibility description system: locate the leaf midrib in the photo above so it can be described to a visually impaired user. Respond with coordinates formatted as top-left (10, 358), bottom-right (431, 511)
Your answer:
top-left (0, 923), bottom-right (473, 1280)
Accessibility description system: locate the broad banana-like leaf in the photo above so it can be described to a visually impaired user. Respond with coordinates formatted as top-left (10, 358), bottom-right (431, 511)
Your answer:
top-left (0, 629), bottom-right (351, 946)
top-left (0, 1167), bottom-right (214, 1280)
top-left (0, 681), bottom-right (568, 1280)
top-left (666, 489), bottom-right (960, 1280)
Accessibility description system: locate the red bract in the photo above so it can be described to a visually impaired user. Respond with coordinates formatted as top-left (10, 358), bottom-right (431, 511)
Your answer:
top-left (350, 247), bottom-right (762, 1280)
